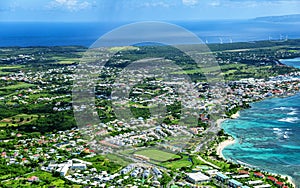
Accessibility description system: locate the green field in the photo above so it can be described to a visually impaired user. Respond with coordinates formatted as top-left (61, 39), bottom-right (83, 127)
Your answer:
top-left (0, 65), bottom-right (24, 76)
top-left (160, 155), bottom-right (193, 170)
top-left (135, 149), bottom-right (181, 162)
top-left (2, 170), bottom-right (80, 188)
top-left (0, 65), bottom-right (23, 70)
top-left (0, 82), bottom-right (35, 91)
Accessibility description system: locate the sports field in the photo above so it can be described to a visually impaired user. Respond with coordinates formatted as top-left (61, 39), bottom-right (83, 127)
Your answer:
top-left (134, 149), bottom-right (181, 162)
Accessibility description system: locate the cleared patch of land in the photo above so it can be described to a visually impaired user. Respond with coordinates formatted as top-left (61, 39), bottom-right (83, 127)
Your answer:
top-left (0, 114), bottom-right (39, 127)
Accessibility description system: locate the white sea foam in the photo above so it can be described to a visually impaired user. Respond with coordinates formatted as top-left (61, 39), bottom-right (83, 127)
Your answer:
top-left (273, 128), bottom-right (282, 131)
top-left (278, 117), bottom-right (299, 123)
top-left (274, 107), bottom-right (296, 111)
top-left (287, 111), bottom-right (298, 115)
top-left (273, 128), bottom-right (283, 137)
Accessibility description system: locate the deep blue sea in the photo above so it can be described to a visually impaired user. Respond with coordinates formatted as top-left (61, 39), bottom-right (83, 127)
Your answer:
top-left (222, 58), bottom-right (300, 186)
top-left (0, 20), bottom-right (300, 47)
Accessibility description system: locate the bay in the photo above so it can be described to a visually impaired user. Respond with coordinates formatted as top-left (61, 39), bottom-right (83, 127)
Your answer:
top-left (222, 91), bottom-right (300, 186)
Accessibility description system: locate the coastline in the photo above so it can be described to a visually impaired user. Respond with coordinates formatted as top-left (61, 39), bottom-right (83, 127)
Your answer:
top-left (216, 111), bottom-right (240, 159)
top-left (282, 175), bottom-right (296, 188)
top-left (216, 110), bottom-right (297, 188)
top-left (216, 137), bottom-right (235, 160)
top-left (216, 137), bottom-right (297, 188)
top-left (230, 111), bottom-right (240, 119)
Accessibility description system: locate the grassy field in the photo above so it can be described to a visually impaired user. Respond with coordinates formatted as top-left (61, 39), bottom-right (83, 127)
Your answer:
top-left (0, 82), bottom-right (35, 91)
top-left (0, 65), bottom-right (23, 76)
top-left (160, 155), bottom-right (193, 169)
top-left (134, 149), bottom-right (181, 162)
top-left (105, 153), bottom-right (132, 166)
top-left (0, 114), bottom-right (38, 127)
top-left (47, 55), bottom-right (80, 64)
top-left (0, 65), bottom-right (23, 70)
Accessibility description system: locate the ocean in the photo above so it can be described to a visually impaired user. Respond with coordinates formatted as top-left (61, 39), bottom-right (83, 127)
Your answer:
top-left (222, 58), bottom-right (300, 186)
top-left (281, 58), bottom-right (300, 69)
top-left (0, 20), bottom-right (300, 47)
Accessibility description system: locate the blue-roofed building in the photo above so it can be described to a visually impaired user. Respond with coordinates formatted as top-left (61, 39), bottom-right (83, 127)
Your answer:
top-left (228, 179), bottom-right (243, 188)
top-left (242, 186), bottom-right (250, 188)
top-left (216, 172), bottom-right (229, 182)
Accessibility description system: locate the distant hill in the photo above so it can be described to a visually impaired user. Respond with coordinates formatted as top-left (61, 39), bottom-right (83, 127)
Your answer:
top-left (254, 14), bottom-right (300, 23)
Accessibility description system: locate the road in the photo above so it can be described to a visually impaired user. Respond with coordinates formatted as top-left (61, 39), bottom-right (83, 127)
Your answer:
top-left (192, 120), bottom-right (221, 153)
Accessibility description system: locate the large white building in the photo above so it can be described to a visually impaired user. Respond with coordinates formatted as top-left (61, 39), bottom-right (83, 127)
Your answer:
top-left (186, 172), bottom-right (211, 184)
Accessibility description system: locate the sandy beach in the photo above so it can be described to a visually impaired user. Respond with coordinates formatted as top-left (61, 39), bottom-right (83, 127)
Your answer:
top-left (216, 111), bottom-right (240, 128)
top-left (216, 118), bottom-right (227, 128)
top-left (230, 111), bottom-right (240, 119)
top-left (216, 138), bottom-right (236, 160)
top-left (216, 116), bottom-right (236, 160)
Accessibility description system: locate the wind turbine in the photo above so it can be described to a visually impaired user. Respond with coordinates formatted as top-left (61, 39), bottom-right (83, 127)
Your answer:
top-left (219, 37), bottom-right (223, 44)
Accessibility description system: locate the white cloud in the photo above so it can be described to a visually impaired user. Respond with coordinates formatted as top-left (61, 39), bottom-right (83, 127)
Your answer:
top-left (142, 2), bottom-right (171, 8)
top-left (48, 0), bottom-right (91, 11)
top-left (224, 0), bottom-right (300, 8)
top-left (182, 0), bottom-right (199, 6)
top-left (208, 1), bottom-right (221, 7)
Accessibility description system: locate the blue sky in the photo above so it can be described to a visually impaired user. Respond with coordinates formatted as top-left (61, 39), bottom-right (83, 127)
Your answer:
top-left (0, 0), bottom-right (300, 22)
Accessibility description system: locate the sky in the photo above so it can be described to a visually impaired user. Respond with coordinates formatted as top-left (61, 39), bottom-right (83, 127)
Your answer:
top-left (0, 0), bottom-right (300, 22)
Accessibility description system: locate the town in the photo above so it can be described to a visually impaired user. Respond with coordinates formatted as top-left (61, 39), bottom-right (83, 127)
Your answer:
top-left (0, 40), bottom-right (299, 187)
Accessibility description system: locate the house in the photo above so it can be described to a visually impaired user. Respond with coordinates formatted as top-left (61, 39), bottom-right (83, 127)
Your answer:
top-left (71, 163), bottom-right (87, 170)
top-left (27, 176), bottom-right (39, 182)
top-left (275, 181), bottom-right (284, 187)
top-left (59, 164), bottom-right (70, 176)
top-left (267, 176), bottom-right (278, 183)
top-left (186, 172), bottom-right (211, 184)
top-left (247, 180), bottom-right (264, 185)
top-left (232, 174), bottom-right (250, 179)
top-left (253, 184), bottom-right (272, 188)
top-left (238, 170), bottom-right (249, 175)
top-left (152, 167), bottom-right (162, 177)
top-left (216, 172), bottom-right (229, 182)
top-left (228, 179), bottom-right (243, 188)
top-left (153, 180), bottom-right (160, 187)
top-left (205, 169), bottom-right (219, 177)
top-left (254, 172), bottom-right (265, 178)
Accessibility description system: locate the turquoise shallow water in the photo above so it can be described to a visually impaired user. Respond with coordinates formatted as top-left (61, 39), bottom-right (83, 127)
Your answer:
top-left (281, 58), bottom-right (300, 69)
top-left (222, 92), bottom-right (300, 186)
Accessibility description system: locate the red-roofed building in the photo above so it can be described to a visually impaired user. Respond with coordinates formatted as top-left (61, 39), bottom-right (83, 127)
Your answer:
top-left (83, 148), bottom-right (90, 154)
top-left (239, 170), bottom-right (249, 175)
top-left (268, 176), bottom-right (278, 182)
top-left (276, 181), bottom-right (284, 187)
top-left (27, 176), bottom-right (39, 182)
top-left (1, 152), bottom-right (6, 157)
top-left (254, 172), bottom-right (264, 178)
